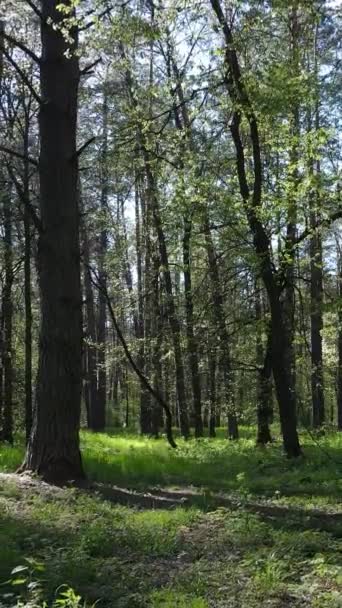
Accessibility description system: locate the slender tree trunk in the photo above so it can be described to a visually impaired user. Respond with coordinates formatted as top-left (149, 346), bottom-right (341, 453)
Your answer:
top-left (140, 182), bottom-right (153, 434)
top-left (21, 0), bottom-right (84, 481)
top-left (255, 284), bottom-right (272, 445)
top-left (256, 336), bottom-right (273, 444)
top-left (119, 42), bottom-right (189, 438)
top-left (337, 242), bottom-right (342, 430)
top-left (310, 25), bottom-right (325, 428)
top-left (310, 182), bottom-right (324, 428)
top-left (82, 211), bottom-right (98, 430)
top-left (208, 344), bottom-right (217, 438)
top-left (23, 121), bottom-right (33, 443)
top-left (203, 213), bottom-right (238, 439)
top-left (2, 186), bottom-right (13, 444)
top-left (95, 86), bottom-right (109, 431)
top-left (183, 215), bottom-right (203, 437)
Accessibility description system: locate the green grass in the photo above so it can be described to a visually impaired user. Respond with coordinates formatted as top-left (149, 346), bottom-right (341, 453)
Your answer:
top-left (81, 427), bottom-right (342, 505)
top-left (0, 427), bottom-right (341, 606)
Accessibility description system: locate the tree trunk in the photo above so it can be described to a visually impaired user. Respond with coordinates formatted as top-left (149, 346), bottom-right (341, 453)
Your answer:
top-left (309, 26), bottom-right (325, 428)
top-left (337, 242), bottom-right (342, 430)
top-left (208, 344), bottom-right (217, 438)
top-left (255, 284), bottom-right (272, 445)
top-left (21, 0), bottom-right (84, 482)
top-left (183, 215), bottom-right (203, 437)
top-left (23, 121), bottom-right (33, 443)
top-left (82, 210), bottom-right (98, 430)
top-left (94, 87), bottom-right (109, 432)
top-left (204, 213), bottom-right (238, 439)
top-left (2, 186), bottom-right (13, 444)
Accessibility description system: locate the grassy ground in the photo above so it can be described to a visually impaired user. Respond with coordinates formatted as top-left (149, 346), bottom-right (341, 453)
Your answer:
top-left (0, 428), bottom-right (341, 607)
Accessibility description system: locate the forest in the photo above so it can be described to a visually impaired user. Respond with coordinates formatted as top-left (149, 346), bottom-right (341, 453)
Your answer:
top-left (0, 0), bottom-right (341, 606)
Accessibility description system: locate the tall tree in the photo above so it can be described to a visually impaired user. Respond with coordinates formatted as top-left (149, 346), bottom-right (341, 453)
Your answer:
top-left (21, 0), bottom-right (84, 481)
top-left (210, 0), bottom-right (301, 457)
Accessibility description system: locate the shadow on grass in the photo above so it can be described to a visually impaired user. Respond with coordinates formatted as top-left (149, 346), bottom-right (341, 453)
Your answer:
top-left (81, 429), bottom-right (342, 503)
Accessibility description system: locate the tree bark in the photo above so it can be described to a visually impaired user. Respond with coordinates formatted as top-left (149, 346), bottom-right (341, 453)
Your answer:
top-left (21, 0), bottom-right (84, 482)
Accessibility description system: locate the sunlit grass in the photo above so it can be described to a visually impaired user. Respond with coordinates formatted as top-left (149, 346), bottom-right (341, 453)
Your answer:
top-left (0, 429), bottom-right (341, 607)
top-left (0, 426), bottom-right (341, 505)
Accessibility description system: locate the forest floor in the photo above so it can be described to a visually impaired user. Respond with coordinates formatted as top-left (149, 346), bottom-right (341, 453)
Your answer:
top-left (0, 428), bottom-right (341, 607)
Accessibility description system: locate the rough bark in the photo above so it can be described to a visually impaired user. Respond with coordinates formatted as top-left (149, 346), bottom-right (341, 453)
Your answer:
top-left (21, 0), bottom-right (84, 482)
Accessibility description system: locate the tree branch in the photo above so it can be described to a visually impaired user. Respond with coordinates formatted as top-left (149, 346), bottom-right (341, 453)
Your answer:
top-left (87, 265), bottom-right (177, 449)
top-left (0, 144), bottom-right (38, 166)
top-left (1, 46), bottom-right (42, 104)
top-left (22, 0), bottom-right (44, 20)
top-left (80, 58), bottom-right (102, 76)
top-left (2, 32), bottom-right (40, 65)
top-left (74, 137), bottom-right (96, 159)
top-left (6, 162), bottom-right (42, 233)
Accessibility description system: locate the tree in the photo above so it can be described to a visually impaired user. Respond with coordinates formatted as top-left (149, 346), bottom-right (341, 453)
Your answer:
top-left (21, 0), bottom-right (84, 482)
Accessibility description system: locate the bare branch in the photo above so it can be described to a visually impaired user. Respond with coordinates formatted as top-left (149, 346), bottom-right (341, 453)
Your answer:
top-left (75, 136), bottom-right (96, 158)
top-left (6, 162), bottom-right (42, 233)
top-left (1, 46), bottom-right (42, 104)
top-left (0, 144), bottom-right (38, 166)
top-left (88, 265), bottom-right (177, 449)
top-left (22, 0), bottom-right (44, 20)
top-left (2, 32), bottom-right (40, 65)
top-left (80, 58), bottom-right (102, 76)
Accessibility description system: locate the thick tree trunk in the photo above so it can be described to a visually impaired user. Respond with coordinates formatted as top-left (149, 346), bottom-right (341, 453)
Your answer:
top-left (21, 0), bottom-right (84, 482)
top-left (183, 215), bottom-right (203, 437)
top-left (270, 298), bottom-right (301, 456)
